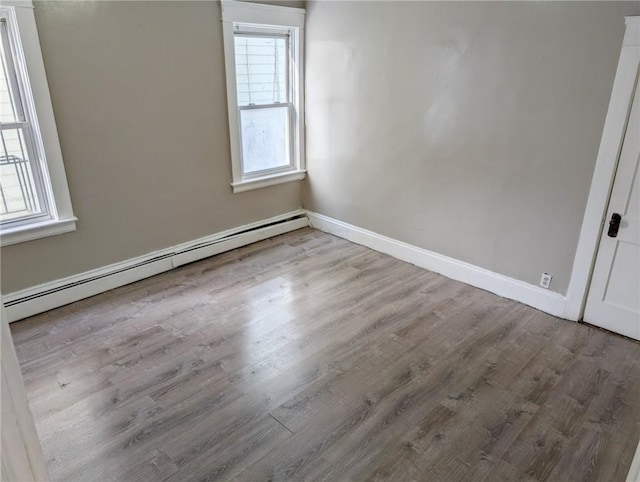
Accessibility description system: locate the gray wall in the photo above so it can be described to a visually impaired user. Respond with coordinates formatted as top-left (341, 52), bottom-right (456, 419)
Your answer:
top-left (3, 1), bottom-right (637, 298)
top-left (304, 1), bottom-right (639, 295)
top-left (1, 1), bottom-right (303, 294)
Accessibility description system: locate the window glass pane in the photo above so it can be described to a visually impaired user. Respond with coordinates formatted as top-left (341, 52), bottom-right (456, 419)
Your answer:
top-left (0, 127), bottom-right (42, 221)
top-left (0, 21), bottom-right (21, 123)
top-left (240, 105), bottom-right (290, 174)
top-left (234, 35), bottom-right (287, 106)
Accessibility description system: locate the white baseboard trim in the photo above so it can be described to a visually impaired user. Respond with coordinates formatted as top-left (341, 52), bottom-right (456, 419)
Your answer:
top-left (306, 211), bottom-right (568, 319)
top-left (4, 209), bottom-right (570, 323)
top-left (4, 210), bottom-right (308, 322)
top-left (627, 439), bottom-right (640, 482)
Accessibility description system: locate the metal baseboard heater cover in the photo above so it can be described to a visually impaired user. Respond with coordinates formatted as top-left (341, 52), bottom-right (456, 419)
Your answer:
top-left (3, 211), bottom-right (308, 316)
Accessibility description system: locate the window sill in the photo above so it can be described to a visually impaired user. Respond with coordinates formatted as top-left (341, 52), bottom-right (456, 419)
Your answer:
top-left (0, 217), bottom-right (77, 247)
top-left (231, 170), bottom-right (306, 193)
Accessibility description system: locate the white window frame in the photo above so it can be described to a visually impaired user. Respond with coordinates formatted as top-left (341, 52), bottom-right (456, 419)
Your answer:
top-left (221, 0), bottom-right (305, 193)
top-left (0, 1), bottom-right (75, 247)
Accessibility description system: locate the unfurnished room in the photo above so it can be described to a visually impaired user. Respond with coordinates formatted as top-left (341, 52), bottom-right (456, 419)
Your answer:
top-left (0, 1), bottom-right (639, 481)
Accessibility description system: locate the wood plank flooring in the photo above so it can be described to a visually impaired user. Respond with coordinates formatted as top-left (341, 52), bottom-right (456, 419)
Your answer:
top-left (10, 228), bottom-right (640, 482)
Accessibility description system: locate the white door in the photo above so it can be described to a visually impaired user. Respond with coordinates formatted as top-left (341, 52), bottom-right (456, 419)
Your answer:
top-left (584, 79), bottom-right (640, 341)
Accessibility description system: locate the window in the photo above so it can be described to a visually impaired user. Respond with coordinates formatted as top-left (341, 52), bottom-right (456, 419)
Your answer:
top-left (221, 0), bottom-right (305, 193)
top-left (0, 3), bottom-right (75, 246)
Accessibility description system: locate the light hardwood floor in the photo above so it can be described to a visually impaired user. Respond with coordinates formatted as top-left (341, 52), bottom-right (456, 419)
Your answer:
top-left (11, 228), bottom-right (640, 481)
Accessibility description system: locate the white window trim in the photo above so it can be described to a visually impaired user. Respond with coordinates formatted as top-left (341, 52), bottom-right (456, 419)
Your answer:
top-left (0, 1), bottom-right (76, 247)
top-left (221, 0), bottom-right (306, 194)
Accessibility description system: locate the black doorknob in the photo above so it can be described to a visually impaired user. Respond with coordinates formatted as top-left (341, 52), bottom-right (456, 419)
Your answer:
top-left (608, 212), bottom-right (622, 238)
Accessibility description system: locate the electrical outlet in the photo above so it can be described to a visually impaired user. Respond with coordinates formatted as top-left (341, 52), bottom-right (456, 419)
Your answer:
top-left (540, 272), bottom-right (552, 289)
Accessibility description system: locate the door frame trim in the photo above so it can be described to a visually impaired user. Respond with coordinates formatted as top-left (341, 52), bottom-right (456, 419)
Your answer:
top-left (1, 299), bottom-right (49, 481)
top-left (565, 16), bottom-right (640, 321)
